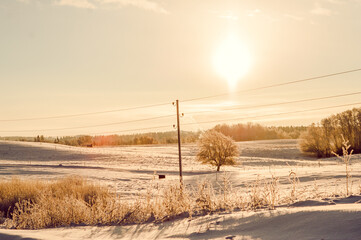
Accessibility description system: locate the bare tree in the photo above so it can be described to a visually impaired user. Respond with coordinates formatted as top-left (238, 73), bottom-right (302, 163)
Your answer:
top-left (196, 130), bottom-right (239, 171)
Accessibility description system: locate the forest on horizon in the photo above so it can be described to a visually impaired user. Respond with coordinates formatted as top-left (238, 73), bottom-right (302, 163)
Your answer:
top-left (0, 123), bottom-right (307, 147)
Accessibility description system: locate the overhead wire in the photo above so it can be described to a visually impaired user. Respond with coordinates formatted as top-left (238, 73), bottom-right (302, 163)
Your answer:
top-left (0, 102), bottom-right (171, 122)
top-left (90, 125), bottom-right (172, 135)
top-left (3, 89), bottom-right (358, 132)
top-left (0, 114), bottom-right (174, 133)
top-left (183, 91), bottom-right (361, 116)
top-left (1, 68), bottom-right (361, 135)
top-left (2, 93), bottom-right (361, 134)
top-left (77, 101), bottom-right (361, 136)
top-left (91, 101), bottom-right (361, 136)
top-left (2, 68), bottom-right (360, 122)
top-left (182, 101), bottom-right (361, 127)
top-left (181, 68), bottom-right (361, 103)
top-left (1, 67), bottom-right (360, 123)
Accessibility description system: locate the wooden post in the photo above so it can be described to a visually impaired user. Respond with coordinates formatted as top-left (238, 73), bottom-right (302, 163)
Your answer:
top-left (176, 100), bottom-right (183, 184)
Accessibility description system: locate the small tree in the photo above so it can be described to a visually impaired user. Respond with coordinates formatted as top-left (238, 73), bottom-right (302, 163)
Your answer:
top-left (299, 123), bottom-right (328, 158)
top-left (196, 130), bottom-right (239, 171)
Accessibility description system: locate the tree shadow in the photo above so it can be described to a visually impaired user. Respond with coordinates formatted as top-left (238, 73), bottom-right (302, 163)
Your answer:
top-left (0, 142), bottom-right (112, 162)
top-left (0, 233), bottom-right (37, 240)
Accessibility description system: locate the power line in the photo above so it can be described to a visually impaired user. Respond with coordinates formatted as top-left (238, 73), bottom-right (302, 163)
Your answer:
top-left (181, 68), bottom-right (361, 103)
top-left (1, 68), bottom-right (360, 122)
top-left (90, 101), bottom-right (361, 136)
top-left (3, 96), bottom-right (361, 133)
top-left (0, 115), bottom-right (174, 133)
top-left (2, 102), bottom-right (360, 136)
top-left (90, 125), bottom-right (172, 136)
top-left (0, 102), bottom-right (171, 122)
top-left (182, 101), bottom-right (361, 127)
top-left (185, 90), bottom-right (361, 116)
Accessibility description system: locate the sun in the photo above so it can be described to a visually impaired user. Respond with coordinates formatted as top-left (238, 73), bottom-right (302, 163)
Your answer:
top-left (213, 34), bottom-right (252, 88)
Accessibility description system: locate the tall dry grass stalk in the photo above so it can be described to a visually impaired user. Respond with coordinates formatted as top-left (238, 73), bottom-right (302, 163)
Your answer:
top-left (288, 170), bottom-right (299, 203)
top-left (263, 175), bottom-right (279, 210)
top-left (195, 180), bottom-right (216, 212)
top-left (248, 177), bottom-right (264, 210)
top-left (332, 138), bottom-right (353, 196)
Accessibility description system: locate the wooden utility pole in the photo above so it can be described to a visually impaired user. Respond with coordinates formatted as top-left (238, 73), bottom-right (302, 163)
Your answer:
top-left (176, 100), bottom-right (183, 184)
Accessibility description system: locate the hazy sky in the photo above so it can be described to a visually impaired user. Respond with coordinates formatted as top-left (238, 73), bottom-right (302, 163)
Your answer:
top-left (1, 0), bottom-right (361, 136)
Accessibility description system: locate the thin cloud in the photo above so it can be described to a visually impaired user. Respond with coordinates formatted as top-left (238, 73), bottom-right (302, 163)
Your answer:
top-left (219, 14), bottom-right (239, 21)
top-left (284, 14), bottom-right (304, 21)
top-left (54, 0), bottom-right (96, 9)
top-left (17, 0), bottom-right (169, 13)
top-left (310, 3), bottom-right (334, 16)
top-left (97, 0), bottom-right (169, 14)
top-left (247, 9), bottom-right (261, 17)
top-left (324, 0), bottom-right (344, 4)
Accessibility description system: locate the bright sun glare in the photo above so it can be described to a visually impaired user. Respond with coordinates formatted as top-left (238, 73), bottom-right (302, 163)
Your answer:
top-left (213, 34), bottom-right (252, 88)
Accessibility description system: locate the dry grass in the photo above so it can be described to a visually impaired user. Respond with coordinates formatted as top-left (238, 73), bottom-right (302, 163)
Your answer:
top-left (288, 170), bottom-right (300, 203)
top-left (332, 138), bottom-right (353, 196)
top-left (0, 176), bottom-right (112, 228)
top-left (0, 173), bottom-right (356, 230)
top-left (0, 178), bottom-right (45, 217)
top-left (263, 175), bottom-right (279, 210)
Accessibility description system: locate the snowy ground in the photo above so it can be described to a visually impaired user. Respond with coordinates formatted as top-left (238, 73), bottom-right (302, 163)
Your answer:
top-left (0, 139), bottom-right (360, 239)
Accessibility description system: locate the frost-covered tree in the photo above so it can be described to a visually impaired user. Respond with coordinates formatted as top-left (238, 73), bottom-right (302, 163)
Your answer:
top-left (196, 130), bottom-right (239, 171)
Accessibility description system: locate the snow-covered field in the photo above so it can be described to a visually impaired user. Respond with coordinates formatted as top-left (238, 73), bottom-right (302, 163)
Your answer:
top-left (0, 139), bottom-right (360, 240)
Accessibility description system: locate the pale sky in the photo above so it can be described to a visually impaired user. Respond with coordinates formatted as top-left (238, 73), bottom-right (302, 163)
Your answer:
top-left (1, 0), bottom-right (361, 136)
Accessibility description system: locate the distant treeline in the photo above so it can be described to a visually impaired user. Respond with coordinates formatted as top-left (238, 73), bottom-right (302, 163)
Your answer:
top-left (0, 123), bottom-right (307, 147)
top-left (0, 131), bottom-right (201, 147)
top-left (213, 123), bottom-right (307, 141)
top-left (91, 131), bottom-right (200, 146)
top-left (300, 107), bottom-right (361, 158)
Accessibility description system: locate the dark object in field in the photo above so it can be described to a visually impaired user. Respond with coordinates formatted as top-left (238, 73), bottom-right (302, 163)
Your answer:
top-left (58, 164), bottom-right (63, 167)
top-left (159, 175), bottom-right (165, 179)
top-left (86, 144), bottom-right (93, 147)
top-left (225, 236), bottom-right (235, 240)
